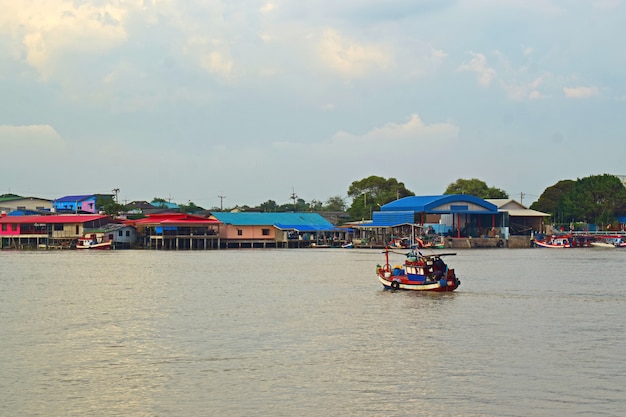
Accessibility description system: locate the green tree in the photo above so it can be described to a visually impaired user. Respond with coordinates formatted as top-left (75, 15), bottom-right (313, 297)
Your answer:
top-left (324, 195), bottom-right (347, 211)
top-left (347, 176), bottom-right (414, 220)
top-left (96, 195), bottom-right (125, 216)
top-left (531, 174), bottom-right (626, 226)
top-left (444, 178), bottom-right (508, 198)
top-left (258, 200), bottom-right (279, 212)
top-left (530, 180), bottom-right (576, 221)
top-left (179, 201), bottom-right (203, 213)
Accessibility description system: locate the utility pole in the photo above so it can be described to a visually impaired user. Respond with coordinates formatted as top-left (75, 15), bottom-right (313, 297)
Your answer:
top-left (218, 194), bottom-right (226, 210)
top-left (112, 188), bottom-right (120, 203)
top-left (520, 192), bottom-right (525, 206)
top-left (290, 188), bottom-right (298, 211)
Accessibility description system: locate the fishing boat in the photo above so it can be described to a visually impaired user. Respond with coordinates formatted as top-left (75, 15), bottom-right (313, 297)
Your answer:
top-left (376, 248), bottom-right (460, 292)
top-left (76, 235), bottom-right (112, 250)
top-left (533, 235), bottom-right (571, 248)
top-left (590, 237), bottom-right (626, 248)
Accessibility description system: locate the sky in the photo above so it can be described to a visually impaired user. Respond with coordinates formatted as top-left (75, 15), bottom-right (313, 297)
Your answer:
top-left (2, 0), bottom-right (625, 209)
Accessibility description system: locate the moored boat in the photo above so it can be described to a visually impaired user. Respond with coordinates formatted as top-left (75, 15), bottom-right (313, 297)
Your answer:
top-left (376, 248), bottom-right (460, 292)
top-left (534, 235), bottom-right (571, 248)
top-left (76, 235), bottom-right (112, 250)
top-left (590, 237), bottom-right (625, 248)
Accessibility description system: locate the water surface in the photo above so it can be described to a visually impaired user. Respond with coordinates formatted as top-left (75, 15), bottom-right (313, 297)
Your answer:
top-left (1, 248), bottom-right (624, 416)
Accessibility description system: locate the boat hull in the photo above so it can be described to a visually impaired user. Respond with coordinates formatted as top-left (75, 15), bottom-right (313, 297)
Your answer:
top-left (377, 273), bottom-right (460, 292)
top-left (76, 241), bottom-right (112, 250)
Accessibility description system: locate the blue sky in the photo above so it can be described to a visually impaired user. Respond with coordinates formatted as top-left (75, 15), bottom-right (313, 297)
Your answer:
top-left (2, 0), bottom-right (625, 209)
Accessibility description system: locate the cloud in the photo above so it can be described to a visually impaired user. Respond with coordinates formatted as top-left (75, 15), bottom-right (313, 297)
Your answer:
top-left (458, 52), bottom-right (496, 86)
top-left (563, 86), bottom-right (600, 98)
top-left (331, 114), bottom-right (459, 145)
top-left (0, 124), bottom-right (65, 148)
top-left (501, 74), bottom-right (551, 101)
top-left (317, 28), bottom-right (392, 78)
top-left (1, 1), bottom-right (129, 80)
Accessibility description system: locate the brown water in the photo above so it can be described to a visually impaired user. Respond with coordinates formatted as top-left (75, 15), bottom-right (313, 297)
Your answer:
top-left (1, 248), bottom-right (624, 416)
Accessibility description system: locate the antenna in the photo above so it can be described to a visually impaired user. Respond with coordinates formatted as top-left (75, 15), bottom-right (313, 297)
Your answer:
top-left (290, 187), bottom-right (298, 211)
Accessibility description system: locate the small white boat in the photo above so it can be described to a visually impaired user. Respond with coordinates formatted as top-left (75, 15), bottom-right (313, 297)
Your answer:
top-left (76, 235), bottom-right (112, 250)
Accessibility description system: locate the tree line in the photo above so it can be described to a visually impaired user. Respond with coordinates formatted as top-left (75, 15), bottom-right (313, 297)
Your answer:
top-left (6, 174), bottom-right (625, 227)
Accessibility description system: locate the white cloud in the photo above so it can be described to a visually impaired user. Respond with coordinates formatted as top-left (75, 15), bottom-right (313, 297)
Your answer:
top-left (0, 124), bottom-right (65, 148)
top-left (260, 2), bottom-right (277, 14)
top-left (501, 74), bottom-right (550, 101)
top-left (563, 86), bottom-right (600, 98)
top-left (317, 28), bottom-right (392, 78)
top-left (332, 114), bottom-right (459, 144)
top-left (0, 0), bottom-right (130, 80)
top-left (458, 52), bottom-right (496, 86)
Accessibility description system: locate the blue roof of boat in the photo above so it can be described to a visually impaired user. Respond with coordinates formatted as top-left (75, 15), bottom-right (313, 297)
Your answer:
top-left (211, 212), bottom-right (337, 231)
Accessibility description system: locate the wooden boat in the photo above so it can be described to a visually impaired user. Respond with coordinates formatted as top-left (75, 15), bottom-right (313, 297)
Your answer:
top-left (534, 235), bottom-right (571, 248)
top-left (76, 235), bottom-right (112, 250)
top-left (376, 248), bottom-right (460, 292)
top-left (341, 242), bottom-right (354, 249)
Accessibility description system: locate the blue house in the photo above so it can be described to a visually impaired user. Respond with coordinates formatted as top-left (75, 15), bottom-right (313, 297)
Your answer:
top-left (53, 194), bottom-right (113, 214)
top-left (352, 195), bottom-right (505, 246)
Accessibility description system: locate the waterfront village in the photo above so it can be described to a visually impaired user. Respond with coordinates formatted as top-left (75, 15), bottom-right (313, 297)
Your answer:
top-left (1, 193), bottom-right (625, 251)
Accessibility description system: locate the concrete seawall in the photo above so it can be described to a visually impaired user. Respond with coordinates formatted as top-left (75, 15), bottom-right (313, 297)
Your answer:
top-left (446, 236), bottom-right (531, 249)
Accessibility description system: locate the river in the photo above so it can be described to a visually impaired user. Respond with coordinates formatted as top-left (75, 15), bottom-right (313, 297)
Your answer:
top-left (1, 248), bottom-right (624, 416)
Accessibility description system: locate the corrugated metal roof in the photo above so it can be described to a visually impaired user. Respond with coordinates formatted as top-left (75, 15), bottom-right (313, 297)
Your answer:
top-left (55, 195), bottom-right (96, 203)
top-left (127, 213), bottom-right (219, 225)
top-left (211, 212), bottom-right (335, 228)
top-left (0, 214), bottom-right (109, 224)
top-left (381, 195), bottom-right (498, 214)
top-left (369, 210), bottom-right (415, 227)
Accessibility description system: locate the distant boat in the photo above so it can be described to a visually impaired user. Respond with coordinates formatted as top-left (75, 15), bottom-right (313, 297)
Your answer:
top-left (534, 235), bottom-right (571, 248)
top-left (376, 248), bottom-right (460, 292)
top-left (341, 242), bottom-right (354, 249)
top-left (76, 235), bottom-right (112, 250)
top-left (590, 237), bottom-right (625, 248)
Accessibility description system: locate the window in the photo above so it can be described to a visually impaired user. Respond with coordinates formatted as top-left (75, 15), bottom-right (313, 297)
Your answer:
top-left (118, 230), bottom-right (123, 236)
top-left (262, 228), bottom-right (270, 236)
top-left (1, 224), bottom-right (6, 231)
top-left (11, 224), bottom-right (17, 231)
top-left (237, 229), bottom-right (243, 236)
top-left (126, 230), bottom-right (130, 237)
top-left (54, 224), bottom-right (63, 231)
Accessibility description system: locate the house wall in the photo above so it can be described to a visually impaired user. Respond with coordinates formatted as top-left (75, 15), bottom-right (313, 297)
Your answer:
top-left (112, 226), bottom-right (138, 244)
top-left (220, 224), bottom-right (277, 239)
top-left (54, 197), bottom-right (98, 213)
top-left (0, 222), bottom-right (85, 238)
top-left (0, 198), bottom-right (52, 212)
top-left (0, 223), bottom-right (20, 236)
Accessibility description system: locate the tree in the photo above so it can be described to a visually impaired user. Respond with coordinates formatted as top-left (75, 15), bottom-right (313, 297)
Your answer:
top-left (444, 178), bottom-right (508, 198)
top-left (179, 201), bottom-right (203, 213)
top-left (96, 195), bottom-right (125, 216)
top-left (258, 200), bottom-right (279, 212)
top-left (531, 174), bottom-right (626, 226)
top-left (347, 176), bottom-right (414, 220)
top-left (324, 195), bottom-right (347, 211)
top-left (530, 180), bottom-right (576, 221)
